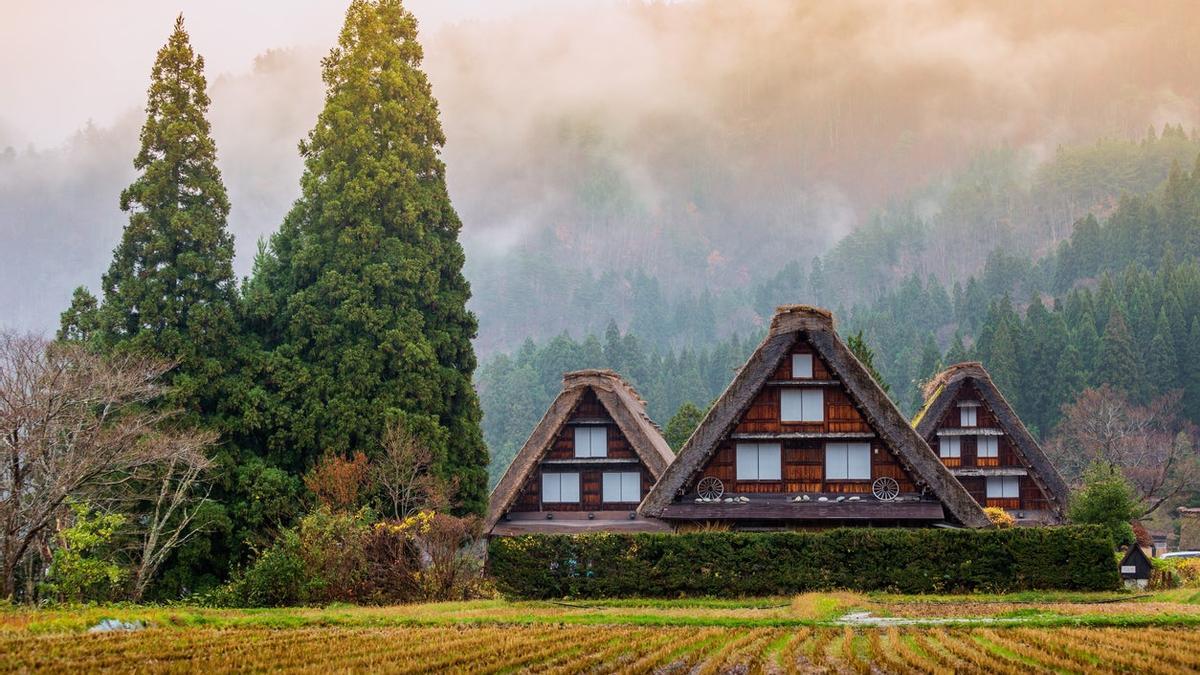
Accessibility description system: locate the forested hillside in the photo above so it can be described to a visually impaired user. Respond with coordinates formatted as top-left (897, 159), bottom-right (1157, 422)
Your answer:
top-left (479, 132), bottom-right (1200, 502)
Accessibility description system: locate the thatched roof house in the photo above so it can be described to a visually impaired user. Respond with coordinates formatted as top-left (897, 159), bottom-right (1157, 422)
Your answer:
top-left (486, 369), bottom-right (674, 535)
top-left (914, 362), bottom-right (1070, 525)
top-left (641, 306), bottom-right (990, 528)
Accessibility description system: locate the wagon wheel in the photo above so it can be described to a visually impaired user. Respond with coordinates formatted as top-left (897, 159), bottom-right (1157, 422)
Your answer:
top-left (872, 477), bottom-right (900, 501)
top-left (697, 476), bottom-right (724, 500)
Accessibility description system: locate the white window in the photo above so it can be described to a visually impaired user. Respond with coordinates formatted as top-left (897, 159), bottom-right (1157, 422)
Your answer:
top-left (977, 436), bottom-right (998, 458)
top-left (792, 353), bottom-right (814, 379)
top-left (960, 404), bottom-right (978, 427)
top-left (986, 476), bottom-right (1019, 499)
top-left (826, 442), bottom-right (872, 480)
top-left (602, 471), bottom-right (641, 503)
top-left (574, 426), bottom-right (607, 458)
top-left (939, 437), bottom-right (961, 459)
top-left (781, 388), bottom-right (824, 422)
top-left (736, 443), bottom-right (782, 480)
top-left (542, 472), bottom-right (580, 503)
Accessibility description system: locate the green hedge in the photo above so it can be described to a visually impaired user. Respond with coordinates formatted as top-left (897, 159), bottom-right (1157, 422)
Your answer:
top-left (488, 526), bottom-right (1120, 598)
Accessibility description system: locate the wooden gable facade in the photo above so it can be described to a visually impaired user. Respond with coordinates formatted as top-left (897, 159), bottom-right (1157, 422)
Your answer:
top-left (486, 370), bottom-right (674, 535)
top-left (641, 306), bottom-right (989, 529)
top-left (505, 388), bottom-right (656, 514)
top-left (914, 362), bottom-right (1070, 525)
top-left (694, 341), bottom-right (921, 499)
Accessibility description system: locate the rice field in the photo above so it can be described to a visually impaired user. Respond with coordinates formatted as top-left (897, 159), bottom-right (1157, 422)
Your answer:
top-left (4, 592), bottom-right (1200, 673)
top-left (4, 623), bottom-right (1200, 673)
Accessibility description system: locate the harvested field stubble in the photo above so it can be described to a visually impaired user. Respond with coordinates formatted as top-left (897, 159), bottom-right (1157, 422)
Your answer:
top-left (4, 625), bottom-right (1200, 673)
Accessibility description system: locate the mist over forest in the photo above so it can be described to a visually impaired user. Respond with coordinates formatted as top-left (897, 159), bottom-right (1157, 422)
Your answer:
top-left (4, 0), bottom-right (1200, 353)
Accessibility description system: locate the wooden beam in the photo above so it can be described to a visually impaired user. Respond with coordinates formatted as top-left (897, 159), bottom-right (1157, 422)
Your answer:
top-left (730, 432), bottom-right (876, 440)
top-left (660, 501), bottom-right (946, 521)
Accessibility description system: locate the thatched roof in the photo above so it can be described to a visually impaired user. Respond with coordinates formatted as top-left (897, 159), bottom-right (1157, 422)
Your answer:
top-left (913, 361), bottom-right (1071, 520)
top-left (484, 369), bottom-right (674, 530)
top-left (640, 306), bottom-right (990, 528)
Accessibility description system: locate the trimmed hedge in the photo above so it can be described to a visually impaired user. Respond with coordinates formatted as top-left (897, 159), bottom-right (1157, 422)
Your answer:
top-left (488, 526), bottom-right (1120, 598)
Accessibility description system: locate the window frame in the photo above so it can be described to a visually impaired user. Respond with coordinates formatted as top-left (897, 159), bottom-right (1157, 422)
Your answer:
top-left (602, 471), bottom-right (641, 503)
top-left (985, 476), bottom-right (1019, 499)
top-left (780, 388), bottom-right (824, 422)
top-left (939, 436), bottom-right (962, 459)
top-left (792, 353), bottom-right (814, 379)
top-left (977, 435), bottom-right (999, 458)
top-left (542, 472), bottom-right (581, 503)
top-left (959, 404), bottom-right (978, 427)
top-left (825, 442), bottom-right (872, 481)
top-left (573, 425), bottom-right (608, 458)
top-left (735, 442), bottom-right (782, 481)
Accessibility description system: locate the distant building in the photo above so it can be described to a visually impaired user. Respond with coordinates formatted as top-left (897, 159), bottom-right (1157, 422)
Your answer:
top-left (913, 362), bottom-right (1070, 525)
top-left (1119, 545), bottom-right (1153, 589)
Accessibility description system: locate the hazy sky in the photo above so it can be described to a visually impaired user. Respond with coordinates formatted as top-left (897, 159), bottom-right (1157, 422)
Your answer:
top-left (0, 0), bottom-right (612, 148)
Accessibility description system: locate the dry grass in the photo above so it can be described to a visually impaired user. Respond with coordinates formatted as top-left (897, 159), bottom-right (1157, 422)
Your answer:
top-left (4, 625), bottom-right (1199, 673)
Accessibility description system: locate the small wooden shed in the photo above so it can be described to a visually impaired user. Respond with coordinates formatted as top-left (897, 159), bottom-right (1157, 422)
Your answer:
top-left (1119, 546), bottom-right (1153, 589)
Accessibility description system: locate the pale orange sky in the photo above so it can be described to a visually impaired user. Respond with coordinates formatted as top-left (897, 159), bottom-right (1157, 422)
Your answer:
top-left (0, 0), bottom-right (615, 148)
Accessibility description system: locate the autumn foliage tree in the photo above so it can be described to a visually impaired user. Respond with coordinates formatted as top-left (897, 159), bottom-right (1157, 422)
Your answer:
top-left (373, 424), bottom-right (455, 520)
top-left (1051, 385), bottom-right (1200, 515)
top-left (304, 452), bottom-right (370, 513)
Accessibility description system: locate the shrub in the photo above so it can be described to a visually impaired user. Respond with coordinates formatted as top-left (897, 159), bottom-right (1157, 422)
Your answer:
top-left (488, 526), bottom-right (1120, 598)
top-left (39, 503), bottom-right (126, 603)
top-left (1068, 463), bottom-right (1140, 548)
top-left (1178, 559), bottom-right (1200, 587)
top-left (228, 531), bottom-right (307, 606)
top-left (223, 509), bottom-right (487, 606)
top-left (1151, 557), bottom-right (1200, 590)
top-left (983, 507), bottom-right (1015, 528)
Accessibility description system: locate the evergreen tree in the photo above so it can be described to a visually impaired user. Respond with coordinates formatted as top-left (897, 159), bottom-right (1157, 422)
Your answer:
top-left (1050, 344), bottom-right (1086, 433)
top-left (1096, 309), bottom-right (1140, 397)
top-left (664, 402), bottom-right (705, 451)
top-left (245, 0), bottom-right (487, 513)
top-left (1184, 318), bottom-right (1200, 423)
top-left (944, 330), bottom-right (969, 365)
top-left (984, 319), bottom-right (1020, 405)
top-left (1022, 297), bottom-right (1066, 433)
top-left (910, 335), bottom-right (942, 413)
top-left (1072, 310), bottom-right (1101, 382)
top-left (847, 330), bottom-right (891, 396)
top-left (93, 15), bottom-right (239, 416)
top-left (58, 287), bottom-right (99, 343)
top-left (1146, 309), bottom-right (1179, 395)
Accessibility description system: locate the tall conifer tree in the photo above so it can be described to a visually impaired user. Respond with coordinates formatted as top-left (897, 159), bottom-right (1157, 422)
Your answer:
top-left (94, 15), bottom-right (238, 415)
top-left (246, 0), bottom-right (487, 512)
top-left (1096, 309), bottom-right (1139, 396)
top-left (1147, 309), bottom-right (1179, 396)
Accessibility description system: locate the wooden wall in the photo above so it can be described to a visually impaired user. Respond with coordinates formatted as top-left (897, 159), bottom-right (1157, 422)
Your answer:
top-left (509, 388), bottom-right (652, 513)
top-left (734, 344), bottom-right (871, 435)
top-left (689, 340), bottom-right (925, 496)
top-left (937, 382), bottom-right (999, 429)
top-left (932, 382), bottom-right (1053, 511)
top-left (692, 440), bottom-right (917, 495)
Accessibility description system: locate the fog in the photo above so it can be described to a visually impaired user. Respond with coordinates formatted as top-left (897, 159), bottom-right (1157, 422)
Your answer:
top-left (2, 0), bottom-right (1199, 346)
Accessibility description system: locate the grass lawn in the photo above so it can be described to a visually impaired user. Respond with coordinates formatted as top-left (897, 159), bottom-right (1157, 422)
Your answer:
top-left (3, 590), bottom-right (1200, 672)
